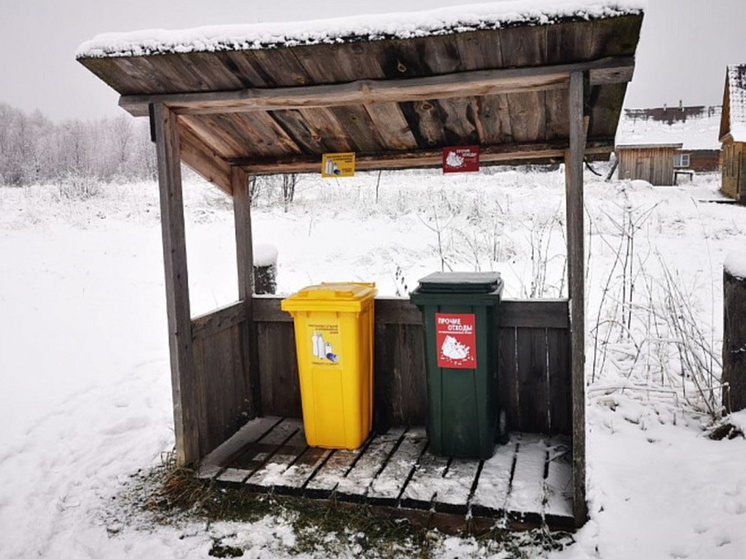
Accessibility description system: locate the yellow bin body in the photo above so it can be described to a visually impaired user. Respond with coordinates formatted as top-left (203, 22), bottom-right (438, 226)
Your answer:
top-left (281, 282), bottom-right (376, 450)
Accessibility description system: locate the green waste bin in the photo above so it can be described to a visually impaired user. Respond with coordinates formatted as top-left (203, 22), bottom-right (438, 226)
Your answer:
top-left (410, 272), bottom-right (503, 459)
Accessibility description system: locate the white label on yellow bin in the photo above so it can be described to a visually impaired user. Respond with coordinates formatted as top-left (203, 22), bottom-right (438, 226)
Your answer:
top-left (308, 322), bottom-right (342, 368)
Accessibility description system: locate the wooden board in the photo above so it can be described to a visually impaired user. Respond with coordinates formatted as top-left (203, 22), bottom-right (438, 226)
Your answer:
top-left (335, 427), bottom-right (405, 502)
top-left (399, 445), bottom-right (450, 510)
top-left (543, 436), bottom-right (573, 521)
top-left (245, 424), bottom-right (308, 491)
top-left (197, 415), bottom-right (283, 479)
top-left (368, 427), bottom-right (428, 506)
top-left (304, 447), bottom-right (364, 499)
top-left (504, 433), bottom-right (547, 522)
top-left (471, 436), bottom-right (517, 516)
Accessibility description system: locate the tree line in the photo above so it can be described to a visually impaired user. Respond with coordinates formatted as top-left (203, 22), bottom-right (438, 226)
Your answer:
top-left (0, 102), bottom-right (156, 187)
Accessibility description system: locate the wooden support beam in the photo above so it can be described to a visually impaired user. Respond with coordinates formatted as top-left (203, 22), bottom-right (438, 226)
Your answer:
top-left (179, 120), bottom-right (233, 195)
top-left (231, 140), bottom-right (615, 175)
top-left (233, 167), bottom-right (262, 417)
top-left (120, 57), bottom-right (635, 117)
top-left (152, 103), bottom-right (200, 466)
top-left (565, 71), bottom-right (588, 526)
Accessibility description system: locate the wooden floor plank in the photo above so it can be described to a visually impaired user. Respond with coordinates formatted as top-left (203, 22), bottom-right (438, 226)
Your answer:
top-left (304, 447), bottom-right (362, 498)
top-left (273, 446), bottom-right (334, 495)
top-left (196, 416), bottom-right (282, 479)
top-left (543, 435), bottom-right (573, 520)
top-left (217, 418), bottom-right (300, 484)
top-left (432, 456), bottom-right (481, 514)
top-left (245, 423), bottom-right (307, 490)
top-left (471, 436), bottom-right (518, 516)
top-left (336, 427), bottom-right (405, 501)
top-left (400, 444), bottom-right (450, 510)
top-left (504, 433), bottom-right (547, 519)
top-left (368, 427), bottom-right (428, 506)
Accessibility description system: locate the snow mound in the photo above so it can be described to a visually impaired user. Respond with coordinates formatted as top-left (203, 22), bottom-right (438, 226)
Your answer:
top-left (725, 250), bottom-right (746, 280)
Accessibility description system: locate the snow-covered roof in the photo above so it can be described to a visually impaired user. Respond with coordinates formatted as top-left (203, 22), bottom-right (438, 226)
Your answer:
top-left (616, 105), bottom-right (722, 151)
top-left (75, 0), bottom-right (645, 59)
top-left (725, 65), bottom-right (746, 143)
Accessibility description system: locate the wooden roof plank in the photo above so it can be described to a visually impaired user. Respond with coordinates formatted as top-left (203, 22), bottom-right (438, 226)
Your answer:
top-left (250, 48), bottom-right (313, 87)
top-left (297, 107), bottom-right (356, 153)
top-left (266, 109), bottom-right (328, 155)
top-left (215, 51), bottom-right (273, 88)
top-left (327, 105), bottom-right (388, 153)
top-left (454, 30), bottom-right (504, 71)
top-left (180, 114), bottom-right (246, 160)
top-left (545, 88), bottom-right (570, 141)
top-left (399, 100), bottom-right (447, 149)
top-left (437, 97), bottom-right (481, 146)
top-left (232, 112), bottom-right (304, 158)
top-left (363, 102), bottom-right (419, 151)
top-left (472, 95), bottom-right (514, 144)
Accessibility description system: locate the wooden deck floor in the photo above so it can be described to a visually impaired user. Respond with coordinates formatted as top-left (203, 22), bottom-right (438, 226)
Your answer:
top-left (197, 416), bottom-right (574, 530)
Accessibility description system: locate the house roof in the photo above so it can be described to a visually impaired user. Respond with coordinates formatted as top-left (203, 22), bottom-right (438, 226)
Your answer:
top-left (720, 64), bottom-right (746, 143)
top-left (76, 1), bottom-right (643, 193)
top-left (616, 105), bottom-right (722, 151)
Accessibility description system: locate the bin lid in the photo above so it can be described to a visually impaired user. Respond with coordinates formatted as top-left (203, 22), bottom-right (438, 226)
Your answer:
top-left (289, 282), bottom-right (376, 300)
top-left (281, 282), bottom-right (377, 313)
top-left (416, 272), bottom-right (502, 294)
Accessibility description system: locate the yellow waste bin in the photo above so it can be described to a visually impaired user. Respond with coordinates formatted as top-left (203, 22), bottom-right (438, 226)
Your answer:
top-left (281, 282), bottom-right (376, 449)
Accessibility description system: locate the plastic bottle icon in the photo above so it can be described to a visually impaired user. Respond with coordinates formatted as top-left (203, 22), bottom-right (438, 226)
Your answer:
top-left (317, 333), bottom-right (326, 361)
top-left (312, 331), bottom-right (319, 358)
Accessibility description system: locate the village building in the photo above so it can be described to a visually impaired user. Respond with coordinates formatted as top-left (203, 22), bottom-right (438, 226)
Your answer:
top-left (615, 104), bottom-right (721, 186)
top-left (719, 64), bottom-right (746, 203)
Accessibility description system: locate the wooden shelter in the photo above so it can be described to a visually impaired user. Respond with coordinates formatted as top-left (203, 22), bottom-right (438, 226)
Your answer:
top-left (720, 64), bottom-right (746, 203)
top-left (77, 2), bottom-right (643, 529)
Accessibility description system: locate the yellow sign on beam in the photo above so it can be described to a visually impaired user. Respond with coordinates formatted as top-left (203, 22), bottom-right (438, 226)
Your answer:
top-left (322, 152), bottom-right (356, 178)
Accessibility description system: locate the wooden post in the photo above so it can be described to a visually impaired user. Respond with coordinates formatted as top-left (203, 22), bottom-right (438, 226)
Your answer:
top-left (565, 71), bottom-right (588, 526)
top-left (233, 167), bottom-right (262, 417)
top-left (723, 268), bottom-right (746, 412)
top-left (152, 103), bottom-right (200, 466)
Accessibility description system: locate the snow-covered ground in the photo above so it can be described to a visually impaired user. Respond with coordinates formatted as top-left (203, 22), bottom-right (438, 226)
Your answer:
top-left (1, 167), bottom-right (746, 558)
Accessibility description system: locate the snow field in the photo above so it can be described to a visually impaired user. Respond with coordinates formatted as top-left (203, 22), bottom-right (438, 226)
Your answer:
top-left (1, 167), bottom-right (746, 557)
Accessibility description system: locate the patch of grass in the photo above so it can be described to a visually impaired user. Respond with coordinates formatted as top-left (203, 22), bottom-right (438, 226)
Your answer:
top-left (119, 464), bottom-right (572, 558)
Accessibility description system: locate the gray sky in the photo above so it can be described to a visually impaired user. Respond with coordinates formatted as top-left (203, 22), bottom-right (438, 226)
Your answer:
top-left (1, 0), bottom-right (745, 122)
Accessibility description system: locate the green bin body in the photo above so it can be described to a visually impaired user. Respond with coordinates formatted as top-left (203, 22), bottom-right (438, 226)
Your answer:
top-left (410, 272), bottom-right (503, 459)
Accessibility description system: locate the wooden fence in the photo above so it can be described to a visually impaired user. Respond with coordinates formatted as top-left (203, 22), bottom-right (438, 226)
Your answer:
top-left (189, 296), bottom-right (572, 458)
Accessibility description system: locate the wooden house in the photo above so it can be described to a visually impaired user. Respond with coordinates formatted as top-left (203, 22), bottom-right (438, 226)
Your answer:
top-left (616, 104), bottom-right (722, 186)
top-left (719, 64), bottom-right (746, 203)
top-left (76, 2), bottom-right (643, 530)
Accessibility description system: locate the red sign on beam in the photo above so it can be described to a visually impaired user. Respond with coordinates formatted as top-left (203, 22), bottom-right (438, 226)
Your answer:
top-left (442, 146), bottom-right (480, 173)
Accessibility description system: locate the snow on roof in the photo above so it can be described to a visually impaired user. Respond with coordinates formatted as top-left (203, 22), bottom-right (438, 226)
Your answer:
top-left (75, 0), bottom-right (645, 59)
top-left (727, 64), bottom-right (746, 143)
top-left (615, 105), bottom-right (722, 151)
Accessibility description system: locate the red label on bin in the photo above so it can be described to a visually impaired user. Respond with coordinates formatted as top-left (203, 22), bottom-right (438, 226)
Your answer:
top-left (435, 313), bottom-right (476, 369)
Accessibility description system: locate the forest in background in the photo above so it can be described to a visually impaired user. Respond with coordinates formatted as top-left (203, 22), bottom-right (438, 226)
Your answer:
top-left (0, 102), bottom-right (156, 188)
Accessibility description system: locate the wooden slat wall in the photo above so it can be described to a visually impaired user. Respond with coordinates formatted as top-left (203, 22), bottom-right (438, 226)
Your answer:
top-left (191, 322), bottom-right (251, 456)
top-left (251, 296), bottom-right (571, 436)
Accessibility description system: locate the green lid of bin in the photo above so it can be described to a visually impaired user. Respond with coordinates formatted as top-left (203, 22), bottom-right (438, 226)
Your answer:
top-left (415, 272), bottom-right (503, 294)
